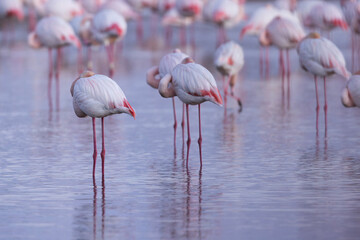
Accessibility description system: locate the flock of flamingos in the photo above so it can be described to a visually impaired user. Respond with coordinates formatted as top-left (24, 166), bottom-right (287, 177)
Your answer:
top-left (1, 0), bottom-right (360, 179)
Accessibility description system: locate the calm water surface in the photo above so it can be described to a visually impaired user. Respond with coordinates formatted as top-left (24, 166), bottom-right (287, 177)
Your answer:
top-left (1, 4), bottom-right (360, 240)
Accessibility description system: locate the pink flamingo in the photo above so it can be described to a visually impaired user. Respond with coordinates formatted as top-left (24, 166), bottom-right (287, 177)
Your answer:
top-left (158, 57), bottom-right (223, 169)
top-left (81, 0), bottom-right (106, 14)
top-left (0, 0), bottom-right (24, 43)
top-left (260, 16), bottom-right (305, 85)
top-left (175, 0), bottom-right (203, 46)
top-left (91, 9), bottom-right (127, 77)
top-left (100, 0), bottom-right (139, 21)
top-left (71, 71), bottom-right (136, 178)
top-left (297, 32), bottom-right (350, 135)
top-left (204, 0), bottom-right (245, 46)
top-left (24, 0), bottom-right (47, 31)
top-left (240, 4), bottom-right (278, 77)
top-left (214, 41), bottom-right (244, 110)
top-left (147, 49), bottom-right (189, 147)
top-left (44, 0), bottom-right (83, 21)
top-left (342, 73), bottom-right (360, 108)
top-left (28, 16), bottom-right (81, 112)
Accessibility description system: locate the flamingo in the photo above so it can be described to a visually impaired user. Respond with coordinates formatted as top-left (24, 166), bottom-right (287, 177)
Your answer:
top-left (70, 14), bottom-right (99, 73)
top-left (260, 15), bottom-right (305, 81)
top-left (158, 57), bottom-right (223, 168)
top-left (240, 4), bottom-right (279, 77)
top-left (306, 1), bottom-right (348, 35)
top-left (91, 9), bottom-right (127, 77)
top-left (24, 0), bottom-right (47, 31)
top-left (204, 0), bottom-right (245, 46)
top-left (214, 41), bottom-right (243, 110)
top-left (297, 32), bottom-right (350, 134)
top-left (28, 16), bottom-right (81, 111)
top-left (175, 0), bottom-right (203, 46)
top-left (81, 0), bottom-right (106, 14)
top-left (45, 0), bottom-right (83, 21)
top-left (342, 73), bottom-right (360, 108)
top-left (100, 0), bottom-right (139, 21)
top-left (0, 0), bottom-right (24, 43)
top-left (146, 49), bottom-right (189, 135)
top-left (71, 71), bottom-right (136, 178)
top-left (296, 0), bottom-right (322, 29)
top-left (275, 0), bottom-right (297, 12)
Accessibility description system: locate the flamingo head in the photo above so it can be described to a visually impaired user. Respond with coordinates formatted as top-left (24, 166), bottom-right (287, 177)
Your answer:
top-left (213, 11), bottom-right (227, 23)
top-left (341, 87), bottom-right (356, 107)
top-left (307, 32), bottom-right (321, 39)
top-left (123, 99), bottom-right (136, 119)
top-left (181, 57), bottom-right (194, 64)
top-left (7, 9), bottom-right (24, 21)
top-left (28, 32), bottom-right (42, 49)
top-left (240, 24), bottom-right (253, 39)
top-left (259, 31), bottom-right (271, 46)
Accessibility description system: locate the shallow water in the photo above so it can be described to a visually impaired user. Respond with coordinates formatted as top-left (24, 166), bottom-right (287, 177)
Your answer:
top-left (1, 4), bottom-right (360, 240)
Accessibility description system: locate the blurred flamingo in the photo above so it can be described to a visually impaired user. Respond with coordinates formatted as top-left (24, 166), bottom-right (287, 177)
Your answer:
top-left (214, 41), bottom-right (244, 110)
top-left (71, 71), bottom-right (135, 178)
top-left (0, 0), bottom-right (24, 43)
top-left (45, 0), bottom-right (83, 21)
top-left (91, 9), bottom-right (127, 77)
top-left (342, 73), bottom-right (360, 108)
top-left (158, 57), bottom-right (223, 169)
top-left (28, 16), bottom-right (81, 111)
top-left (297, 32), bottom-right (350, 135)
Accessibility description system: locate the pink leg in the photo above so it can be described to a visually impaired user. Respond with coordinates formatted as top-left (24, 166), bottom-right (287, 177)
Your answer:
top-left (314, 76), bottom-right (320, 135)
top-left (198, 104), bottom-right (202, 169)
top-left (352, 33), bottom-right (355, 72)
top-left (260, 46), bottom-right (263, 78)
top-left (87, 46), bottom-right (93, 71)
top-left (182, 103), bottom-right (185, 146)
top-left (136, 15), bottom-right (143, 44)
top-left (77, 47), bottom-right (83, 74)
top-left (28, 8), bottom-right (36, 32)
top-left (280, 50), bottom-right (285, 94)
top-left (286, 49), bottom-right (291, 104)
top-left (92, 117), bottom-right (98, 178)
top-left (265, 46), bottom-right (269, 79)
top-left (55, 48), bottom-right (62, 112)
top-left (106, 43), bottom-right (115, 78)
top-left (229, 86), bottom-right (243, 112)
top-left (223, 76), bottom-right (228, 108)
top-left (186, 104), bottom-right (191, 168)
top-left (190, 24), bottom-right (196, 48)
top-left (172, 97), bottom-right (177, 129)
top-left (180, 26), bottom-right (186, 47)
top-left (48, 49), bottom-right (53, 112)
top-left (323, 77), bottom-right (328, 136)
top-left (101, 117), bottom-right (105, 177)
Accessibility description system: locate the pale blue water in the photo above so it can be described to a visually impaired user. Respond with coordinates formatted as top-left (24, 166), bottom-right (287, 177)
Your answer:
top-left (1, 3), bottom-right (360, 240)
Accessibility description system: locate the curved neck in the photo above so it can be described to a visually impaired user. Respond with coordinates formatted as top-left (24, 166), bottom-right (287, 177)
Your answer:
top-left (146, 66), bottom-right (160, 89)
top-left (158, 74), bottom-right (176, 98)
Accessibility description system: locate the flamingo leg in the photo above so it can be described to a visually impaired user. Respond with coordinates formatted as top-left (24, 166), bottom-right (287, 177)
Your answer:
top-left (186, 104), bottom-right (191, 168)
top-left (48, 48), bottom-right (53, 112)
top-left (260, 46), bottom-right (263, 78)
top-left (323, 77), bottom-right (328, 136)
top-left (77, 46), bottom-right (83, 74)
top-left (92, 117), bottom-right (98, 178)
top-left (265, 46), bottom-right (269, 79)
top-left (101, 117), bottom-right (105, 177)
top-left (172, 97), bottom-right (177, 154)
top-left (180, 26), bottom-right (186, 47)
top-left (286, 49), bottom-right (291, 106)
top-left (230, 86), bottom-right (243, 112)
top-left (106, 43), bottom-right (115, 78)
top-left (136, 15), bottom-right (143, 44)
top-left (87, 46), bottom-right (93, 71)
top-left (55, 48), bottom-right (62, 112)
top-left (198, 104), bottom-right (203, 169)
top-left (352, 33), bottom-right (355, 72)
top-left (223, 76), bottom-right (228, 108)
top-left (314, 76), bottom-right (320, 135)
top-left (182, 103), bottom-right (185, 146)
top-left (190, 24), bottom-right (196, 48)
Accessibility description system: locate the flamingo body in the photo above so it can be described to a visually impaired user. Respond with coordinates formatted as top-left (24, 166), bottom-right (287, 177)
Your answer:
top-left (175, 0), bottom-right (203, 18)
top-left (297, 33), bottom-right (349, 78)
top-left (307, 2), bottom-right (348, 31)
top-left (214, 41), bottom-right (244, 76)
top-left (71, 71), bottom-right (136, 118)
top-left (28, 16), bottom-right (81, 48)
top-left (171, 62), bottom-right (223, 105)
top-left (0, 0), bottom-right (24, 20)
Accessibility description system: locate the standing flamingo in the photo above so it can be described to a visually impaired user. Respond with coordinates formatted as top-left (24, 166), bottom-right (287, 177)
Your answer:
top-left (204, 0), bottom-right (245, 46)
top-left (342, 73), bottom-right (360, 108)
top-left (91, 9), bottom-right (127, 77)
top-left (260, 16), bottom-right (305, 83)
top-left (0, 0), bottom-right (24, 43)
top-left (158, 57), bottom-right (223, 169)
top-left (214, 41), bottom-right (243, 110)
top-left (28, 16), bottom-right (81, 112)
top-left (175, 0), bottom-right (203, 46)
top-left (71, 71), bottom-right (136, 178)
top-left (297, 32), bottom-right (350, 135)
top-left (45, 0), bottom-right (83, 21)
top-left (146, 49), bottom-right (189, 137)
